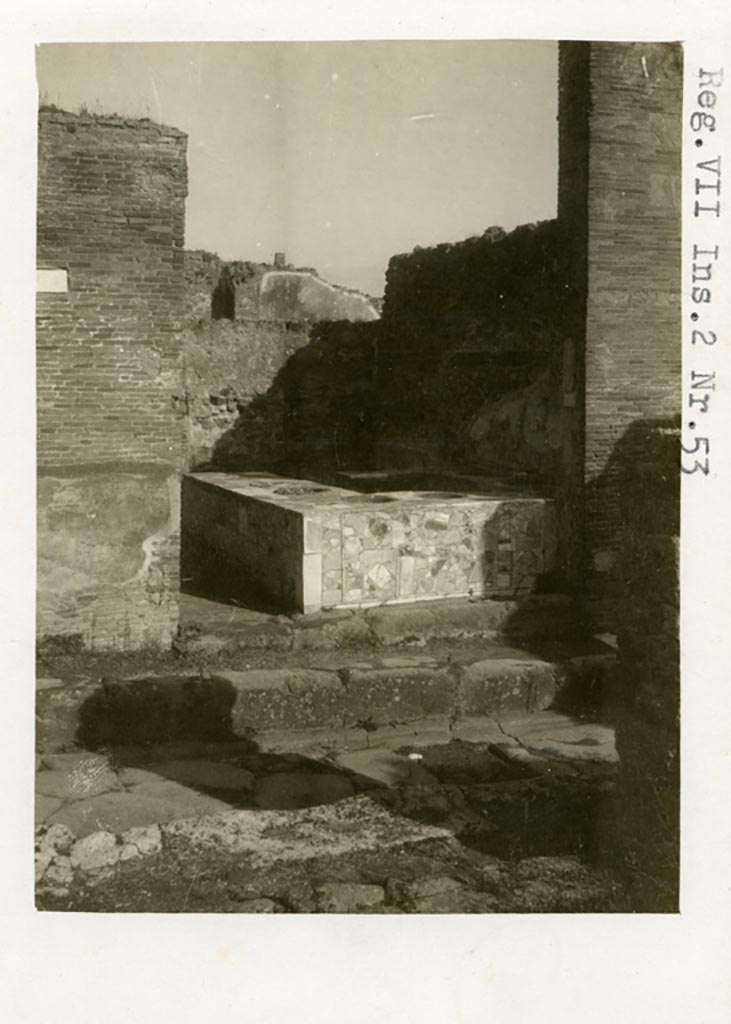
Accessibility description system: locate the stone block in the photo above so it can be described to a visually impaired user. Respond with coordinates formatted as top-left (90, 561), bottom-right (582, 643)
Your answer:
top-left (334, 749), bottom-right (438, 788)
top-left (458, 658), bottom-right (558, 714)
top-left (119, 824), bottom-right (163, 861)
top-left (70, 831), bottom-right (121, 872)
top-left (230, 671), bottom-right (346, 732)
top-left (46, 786), bottom-right (231, 839)
top-left (36, 764), bottom-right (123, 802)
top-left (341, 665), bottom-right (456, 726)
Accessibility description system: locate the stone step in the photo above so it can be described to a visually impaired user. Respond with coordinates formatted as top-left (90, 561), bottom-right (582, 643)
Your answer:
top-left (176, 592), bottom-right (585, 656)
top-left (36, 644), bottom-right (616, 753)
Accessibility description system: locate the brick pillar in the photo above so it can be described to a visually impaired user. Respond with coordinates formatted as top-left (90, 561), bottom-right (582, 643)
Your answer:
top-left (558, 42), bottom-right (682, 629)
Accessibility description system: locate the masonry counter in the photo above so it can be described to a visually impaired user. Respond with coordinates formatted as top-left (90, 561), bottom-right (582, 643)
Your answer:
top-left (181, 473), bottom-right (557, 614)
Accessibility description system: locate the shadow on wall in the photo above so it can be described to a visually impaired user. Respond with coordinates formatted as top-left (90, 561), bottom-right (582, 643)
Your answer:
top-left (582, 415), bottom-right (681, 629)
top-left (197, 321), bottom-right (380, 479)
top-left (565, 415), bottom-right (680, 910)
top-left (373, 220), bottom-right (570, 485)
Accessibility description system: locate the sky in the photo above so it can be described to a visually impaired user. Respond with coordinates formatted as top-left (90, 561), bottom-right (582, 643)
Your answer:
top-left (36, 41), bottom-right (558, 296)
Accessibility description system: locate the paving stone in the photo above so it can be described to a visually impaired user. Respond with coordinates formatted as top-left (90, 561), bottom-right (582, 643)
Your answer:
top-left (417, 741), bottom-right (524, 785)
top-left (487, 740), bottom-right (548, 773)
top-left (117, 766), bottom-right (168, 787)
top-left (253, 772), bottom-right (355, 810)
top-left (129, 779), bottom-right (236, 812)
top-left (119, 824), bottom-right (162, 861)
top-left (254, 726), bottom-right (370, 755)
top-left (450, 717), bottom-right (505, 744)
top-left (505, 720), bottom-right (618, 763)
top-left (46, 786), bottom-right (232, 838)
top-left (335, 749), bottom-right (438, 788)
top-left (142, 760), bottom-right (254, 791)
top-left (36, 763), bottom-right (122, 801)
top-left (70, 831), bottom-right (121, 872)
top-left (315, 882), bottom-right (385, 913)
top-left (362, 717), bottom-right (452, 750)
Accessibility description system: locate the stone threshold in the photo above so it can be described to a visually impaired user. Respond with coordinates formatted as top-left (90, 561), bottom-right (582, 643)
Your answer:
top-left (36, 641), bottom-right (616, 754)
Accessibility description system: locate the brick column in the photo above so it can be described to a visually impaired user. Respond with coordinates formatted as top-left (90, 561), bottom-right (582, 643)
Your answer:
top-left (558, 42), bottom-right (682, 628)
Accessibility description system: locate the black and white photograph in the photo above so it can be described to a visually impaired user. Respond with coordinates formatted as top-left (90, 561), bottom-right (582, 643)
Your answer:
top-left (1, 3), bottom-right (730, 1021)
top-left (32, 38), bottom-right (682, 915)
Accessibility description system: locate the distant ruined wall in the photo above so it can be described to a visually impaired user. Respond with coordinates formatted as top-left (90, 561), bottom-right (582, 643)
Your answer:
top-left (558, 42), bottom-right (682, 626)
top-left (374, 221), bottom-right (567, 488)
top-left (199, 322), bottom-right (378, 478)
top-left (36, 109), bottom-right (188, 649)
top-left (181, 250), bottom-right (378, 473)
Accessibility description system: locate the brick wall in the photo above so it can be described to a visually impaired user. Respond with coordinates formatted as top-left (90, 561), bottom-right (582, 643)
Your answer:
top-left (37, 109), bottom-right (188, 466)
top-left (36, 109), bottom-right (188, 649)
top-left (558, 43), bottom-right (682, 626)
